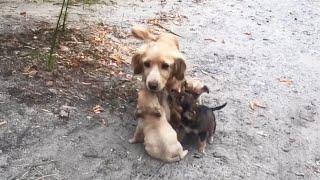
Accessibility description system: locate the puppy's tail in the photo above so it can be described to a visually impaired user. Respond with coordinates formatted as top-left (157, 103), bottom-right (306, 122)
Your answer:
top-left (211, 102), bottom-right (227, 111)
top-left (132, 26), bottom-right (157, 41)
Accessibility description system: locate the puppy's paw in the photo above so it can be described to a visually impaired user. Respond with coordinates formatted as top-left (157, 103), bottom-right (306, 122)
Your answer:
top-left (198, 149), bottom-right (206, 155)
top-left (198, 140), bottom-right (207, 155)
top-left (208, 136), bottom-right (214, 144)
top-left (129, 138), bottom-right (137, 144)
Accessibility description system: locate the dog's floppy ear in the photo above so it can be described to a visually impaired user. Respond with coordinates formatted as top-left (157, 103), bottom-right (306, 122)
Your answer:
top-left (201, 85), bottom-right (209, 94)
top-left (131, 45), bottom-right (147, 74)
top-left (132, 26), bottom-right (157, 41)
top-left (173, 58), bottom-right (186, 80)
top-left (131, 53), bottom-right (143, 74)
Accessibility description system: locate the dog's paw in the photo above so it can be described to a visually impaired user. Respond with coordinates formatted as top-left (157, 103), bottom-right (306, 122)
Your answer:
top-left (198, 140), bottom-right (207, 154)
top-left (208, 136), bottom-right (214, 144)
top-left (198, 149), bottom-right (206, 155)
top-left (128, 138), bottom-right (136, 144)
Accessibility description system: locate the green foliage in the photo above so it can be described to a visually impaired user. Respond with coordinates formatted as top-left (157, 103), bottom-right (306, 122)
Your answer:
top-left (47, 0), bottom-right (69, 71)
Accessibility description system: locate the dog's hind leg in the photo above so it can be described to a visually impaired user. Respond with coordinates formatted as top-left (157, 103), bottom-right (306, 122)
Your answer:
top-left (207, 130), bottom-right (214, 144)
top-left (198, 132), bottom-right (207, 154)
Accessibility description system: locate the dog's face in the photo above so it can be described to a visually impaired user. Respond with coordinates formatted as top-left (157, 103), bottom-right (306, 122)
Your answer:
top-left (171, 83), bottom-right (209, 122)
top-left (179, 92), bottom-right (198, 121)
top-left (132, 45), bottom-right (186, 92)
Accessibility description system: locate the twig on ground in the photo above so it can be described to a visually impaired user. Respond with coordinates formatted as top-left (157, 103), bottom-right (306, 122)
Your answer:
top-left (35, 174), bottom-right (57, 180)
top-left (154, 23), bottom-right (183, 38)
top-left (148, 162), bottom-right (165, 180)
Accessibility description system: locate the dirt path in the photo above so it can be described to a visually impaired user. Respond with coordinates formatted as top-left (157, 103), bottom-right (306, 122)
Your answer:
top-left (1, 0), bottom-right (320, 179)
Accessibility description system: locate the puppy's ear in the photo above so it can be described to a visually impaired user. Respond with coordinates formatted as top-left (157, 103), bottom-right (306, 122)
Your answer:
top-left (201, 85), bottom-right (209, 94)
top-left (131, 53), bottom-right (143, 74)
top-left (173, 58), bottom-right (186, 80)
top-left (132, 26), bottom-right (157, 41)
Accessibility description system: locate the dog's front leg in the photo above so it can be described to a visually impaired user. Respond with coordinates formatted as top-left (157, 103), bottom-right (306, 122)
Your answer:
top-left (129, 120), bottom-right (144, 144)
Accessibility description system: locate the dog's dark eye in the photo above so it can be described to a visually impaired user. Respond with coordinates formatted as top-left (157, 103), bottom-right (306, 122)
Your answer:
top-left (161, 63), bottom-right (169, 70)
top-left (144, 61), bottom-right (150, 68)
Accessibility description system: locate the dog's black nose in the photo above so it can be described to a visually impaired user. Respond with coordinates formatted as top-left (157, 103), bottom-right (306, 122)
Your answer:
top-left (148, 82), bottom-right (158, 91)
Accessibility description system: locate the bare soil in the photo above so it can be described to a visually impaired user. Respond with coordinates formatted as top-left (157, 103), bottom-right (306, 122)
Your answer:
top-left (1, 0), bottom-right (320, 179)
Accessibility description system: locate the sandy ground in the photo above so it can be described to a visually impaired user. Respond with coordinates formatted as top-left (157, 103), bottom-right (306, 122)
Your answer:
top-left (1, 0), bottom-right (320, 179)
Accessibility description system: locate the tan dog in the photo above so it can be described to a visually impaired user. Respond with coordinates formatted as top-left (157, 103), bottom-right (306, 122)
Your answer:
top-left (131, 26), bottom-right (186, 92)
top-left (131, 26), bottom-right (187, 122)
top-left (129, 89), bottom-right (188, 162)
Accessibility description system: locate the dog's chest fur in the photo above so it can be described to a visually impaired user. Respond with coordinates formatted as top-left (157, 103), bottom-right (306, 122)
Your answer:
top-left (156, 90), bottom-right (171, 121)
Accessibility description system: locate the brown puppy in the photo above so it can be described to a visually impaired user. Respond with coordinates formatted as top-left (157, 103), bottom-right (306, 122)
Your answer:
top-left (171, 90), bottom-right (227, 154)
top-left (169, 79), bottom-right (209, 130)
top-left (129, 89), bottom-right (188, 162)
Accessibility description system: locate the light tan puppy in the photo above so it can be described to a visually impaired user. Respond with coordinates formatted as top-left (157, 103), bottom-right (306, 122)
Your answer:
top-left (129, 89), bottom-right (188, 162)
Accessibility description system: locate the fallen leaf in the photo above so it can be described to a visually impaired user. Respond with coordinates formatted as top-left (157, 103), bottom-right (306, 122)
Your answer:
top-left (244, 32), bottom-right (252, 35)
top-left (277, 78), bottom-right (293, 85)
top-left (256, 131), bottom-right (268, 137)
top-left (110, 53), bottom-right (122, 62)
top-left (249, 100), bottom-right (266, 110)
top-left (204, 38), bottom-right (216, 42)
top-left (0, 120), bottom-right (7, 127)
top-left (60, 45), bottom-right (70, 52)
top-left (46, 81), bottom-right (54, 87)
top-left (200, 69), bottom-right (209, 75)
top-left (81, 82), bottom-right (92, 85)
top-left (23, 65), bottom-right (38, 77)
top-left (294, 172), bottom-right (304, 177)
top-left (93, 105), bottom-right (104, 114)
top-left (100, 119), bottom-right (107, 127)
top-left (20, 12), bottom-right (26, 16)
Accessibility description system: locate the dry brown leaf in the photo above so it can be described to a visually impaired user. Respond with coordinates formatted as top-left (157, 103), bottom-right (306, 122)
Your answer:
top-left (110, 54), bottom-right (122, 62)
top-left (93, 105), bottom-right (104, 114)
top-left (46, 81), bottom-right (54, 87)
top-left (81, 82), bottom-right (92, 85)
top-left (20, 12), bottom-right (26, 16)
top-left (249, 100), bottom-right (266, 110)
top-left (23, 65), bottom-right (38, 77)
top-left (204, 38), bottom-right (216, 42)
top-left (277, 78), bottom-right (293, 85)
top-left (60, 45), bottom-right (70, 52)
top-left (100, 119), bottom-right (107, 127)
top-left (0, 120), bottom-right (7, 127)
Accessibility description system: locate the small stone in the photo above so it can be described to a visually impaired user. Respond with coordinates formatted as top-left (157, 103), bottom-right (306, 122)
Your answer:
top-left (46, 81), bottom-right (54, 87)
top-left (282, 147), bottom-right (290, 152)
top-left (60, 45), bottom-right (70, 52)
top-left (48, 88), bottom-right (58, 94)
top-left (59, 109), bottom-right (69, 118)
top-left (294, 172), bottom-right (304, 177)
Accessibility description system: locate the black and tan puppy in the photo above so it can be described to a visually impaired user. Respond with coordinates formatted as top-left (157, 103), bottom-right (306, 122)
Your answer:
top-left (172, 90), bottom-right (227, 154)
